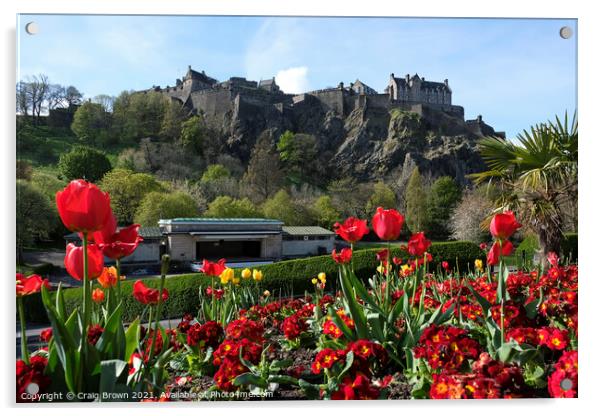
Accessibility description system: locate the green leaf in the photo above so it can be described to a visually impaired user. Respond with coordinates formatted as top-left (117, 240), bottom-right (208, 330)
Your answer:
top-left (95, 302), bottom-right (124, 357)
top-left (233, 372), bottom-right (268, 389)
top-left (467, 285), bottom-right (492, 315)
top-left (327, 305), bottom-right (356, 341)
top-left (338, 267), bottom-right (368, 338)
top-left (99, 359), bottom-right (128, 399)
top-left (298, 379), bottom-right (321, 399)
top-left (124, 318), bottom-right (140, 361)
top-left (267, 375), bottom-right (299, 385)
top-left (269, 359), bottom-right (293, 371)
top-left (338, 350), bottom-right (355, 380)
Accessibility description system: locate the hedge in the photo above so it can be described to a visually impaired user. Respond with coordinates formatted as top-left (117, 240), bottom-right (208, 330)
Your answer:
top-left (23, 241), bottom-right (484, 324)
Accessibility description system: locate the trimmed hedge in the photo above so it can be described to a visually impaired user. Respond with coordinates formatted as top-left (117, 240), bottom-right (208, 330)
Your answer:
top-left (23, 241), bottom-right (484, 323)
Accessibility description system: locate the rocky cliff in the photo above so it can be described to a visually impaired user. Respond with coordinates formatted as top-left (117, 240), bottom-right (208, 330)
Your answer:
top-left (202, 96), bottom-right (493, 186)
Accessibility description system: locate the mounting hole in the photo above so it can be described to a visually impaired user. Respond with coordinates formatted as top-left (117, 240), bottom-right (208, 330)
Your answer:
top-left (25, 22), bottom-right (39, 35)
top-left (560, 378), bottom-right (573, 391)
top-left (559, 26), bottom-right (573, 39)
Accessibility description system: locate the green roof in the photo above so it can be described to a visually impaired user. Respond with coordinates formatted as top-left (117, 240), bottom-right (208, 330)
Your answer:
top-left (282, 226), bottom-right (334, 236)
top-left (65, 226), bottom-right (163, 240)
top-left (159, 218), bottom-right (282, 224)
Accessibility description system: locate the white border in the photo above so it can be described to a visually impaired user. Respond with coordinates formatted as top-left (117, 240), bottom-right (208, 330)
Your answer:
top-left (1, 1), bottom-right (600, 416)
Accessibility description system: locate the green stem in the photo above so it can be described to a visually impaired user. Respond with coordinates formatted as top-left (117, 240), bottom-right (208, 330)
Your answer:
top-left (18, 297), bottom-right (30, 365)
top-left (116, 258), bottom-right (122, 298)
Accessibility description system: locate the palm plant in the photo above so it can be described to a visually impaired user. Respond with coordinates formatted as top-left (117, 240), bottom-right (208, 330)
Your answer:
top-left (471, 112), bottom-right (577, 258)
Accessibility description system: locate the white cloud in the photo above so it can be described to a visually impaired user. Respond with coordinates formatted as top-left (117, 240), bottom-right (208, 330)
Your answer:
top-left (275, 66), bottom-right (310, 94)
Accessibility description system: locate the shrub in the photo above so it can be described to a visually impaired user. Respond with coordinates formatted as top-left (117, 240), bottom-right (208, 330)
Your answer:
top-left (57, 146), bottom-right (112, 182)
top-left (450, 189), bottom-right (493, 243)
top-left (23, 241), bottom-right (484, 323)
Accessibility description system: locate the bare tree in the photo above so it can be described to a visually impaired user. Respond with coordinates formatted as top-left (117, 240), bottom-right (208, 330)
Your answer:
top-left (16, 81), bottom-right (30, 116)
top-left (47, 84), bottom-right (66, 110)
top-left (26, 74), bottom-right (50, 124)
top-left (93, 94), bottom-right (115, 113)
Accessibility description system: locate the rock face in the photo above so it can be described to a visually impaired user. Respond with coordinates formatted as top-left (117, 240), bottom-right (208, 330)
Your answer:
top-left (200, 94), bottom-right (494, 185)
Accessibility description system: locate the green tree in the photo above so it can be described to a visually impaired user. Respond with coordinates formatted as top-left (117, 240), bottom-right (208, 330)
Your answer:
top-left (16, 160), bottom-right (33, 180)
top-left (135, 191), bottom-right (199, 226)
top-left (366, 181), bottom-right (397, 214)
top-left (180, 115), bottom-right (206, 153)
top-left (100, 168), bottom-right (163, 224)
top-left (160, 99), bottom-right (187, 141)
top-left (16, 180), bottom-right (56, 263)
top-left (112, 91), bottom-right (169, 143)
top-left (71, 101), bottom-right (112, 146)
top-left (30, 171), bottom-right (67, 199)
top-left (472, 114), bottom-right (578, 257)
top-left (57, 146), bottom-right (112, 182)
top-left (312, 195), bottom-right (342, 229)
top-left (204, 196), bottom-right (262, 218)
top-left (201, 164), bottom-right (230, 183)
top-left (262, 189), bottom-right (312, 225)
top-left (276, 131), bottom-right (319, 184)
top-left (405, 167), bottom-right (428, 233)
top-left (242, 134), bottom-right (284, 201)
top-left (425, 176), bottom-right (462, 239)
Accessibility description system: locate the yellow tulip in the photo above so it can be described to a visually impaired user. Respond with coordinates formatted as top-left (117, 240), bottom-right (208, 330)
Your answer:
top-left (318, 272), bottom-right (327, 284)
top-left (263, 290), bottom-right (271, 297)
top-left (232, 277), bottom-right (241, 285)
top-left (252, 269), bottom-right (263, 282)
top-left (220, 267), bottom-right (234, 285)
top-left (241, 268), bottom-right (252, 279)
top-left (311, 278), bottom-right (318, 285)
top-left (475, 259), bottom-right (483, 272)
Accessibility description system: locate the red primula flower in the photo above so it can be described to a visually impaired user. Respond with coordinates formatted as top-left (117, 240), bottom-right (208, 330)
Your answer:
top-left (200, 258), bottom-right (227, 276)
top-left (64, 243), bottom-right (104, 281)
top-left (332, 247), bottom-right (353, 264)
top-left (489, 211), bottom-right (521, 240)
top-left (132, 280), bottom-right (169, 305)
top-left (55, 179), bottom-right (113, 235)
top-left (333, 217), bottom-right (370, 243)
top-left (281, 314), bottom-right (309, 340)
top-left (186, 321), bottom-right (224, 349)
top-left (311, 348), bottom-right (341, 374)
top-left (92, 214), bottom-right (143, 259)
top-left (371, 207), bottom-right (404, 241)
top-left (407, 232), bottom-right (432, 257)
top-left (16, 273), bottom-right (49, 297)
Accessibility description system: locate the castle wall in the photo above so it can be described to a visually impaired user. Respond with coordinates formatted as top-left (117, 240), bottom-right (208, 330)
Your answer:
top-left (307, 89), bottom-right (346, 115)
top-left (189, 88), bottom-right (233, 117)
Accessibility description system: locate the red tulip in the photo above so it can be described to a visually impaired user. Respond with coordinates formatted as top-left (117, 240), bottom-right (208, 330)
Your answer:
top-left (407, 232), bottom-right (432, 257)
top-left (200, 259), bottom-right (227, 276)
top-left (64, 243), bottom-right (104, 281)
top-left (55, 179), bottom-right (113, 235)
top-left (486, 240), bottom-right (514, 265)
top-left (333, 217), bottom-right (369, 243)
top-left (132, 280), bottom-right (169, 305)
top-left (371, 207), bottom-right (404, 241)
top-left (489, 211), bottom-right (522, 240)
top-left (92, 214), bottom-right (143, 259)
top-left (16, 273), bottom-right (49, 297)
top-left (376, 248), bottom-right (389, 263)
top-left (442, 261), bottom-right (450, 271)
top-left (332, 248), bottom-right (353, 264)
top-left (92, 288), bottom-right (105, 303)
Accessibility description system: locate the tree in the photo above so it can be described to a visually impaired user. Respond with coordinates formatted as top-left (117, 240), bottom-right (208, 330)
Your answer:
top-left (46, 84), bottom-right (66, 110)
top-left (58, 146), bottom-right (112, 182)
top-left (100, 168), bottom-right (163, 224)
top-left (64, 86), bottom-right (83, 106)
top-left (16, 81), bottom-right (31, 116)
top-left (425, 176), bottom-right (462, 239)
top-left (135, 191), bottom-right (199, 226)
top-left (405, 167), bottom-right (428, 233)
top-left (312, 195), bottom-right (342, 229)
top-left (450, 188), bottom-right (494, 243)
top-left (92, 94), bottom-right (116, 113)
top-left (472, 113), bottom-right (578, 258)
top-left (71, 101), bottom-right (112, 146)
top-left (366, 181), bottom-right (397, 214)
top-left (276, 131), bottom-right (319, 184)
top-left (160, 100), bottom-right (187, 142)
top-left (25, 74), bottom-right (50, 124)
top-left (201, 164), bottom-right (230, 183)
top-left (242, 133), bottom-right (284, 201)
top-left (204, 196), bottom-right (262, 218)
top-left (179, 115), bottom-right (207, 153)
top-left (112, 90), bottom-right (169, 143)
top-left (16, 180), bottom-right (55, 263)
top-left (30, 171), bottom-right (67, 200)
top-left (262, 189), bottom-right (312, 225)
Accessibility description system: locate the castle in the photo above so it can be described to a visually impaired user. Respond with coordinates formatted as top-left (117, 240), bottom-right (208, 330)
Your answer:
top-left (147, 66), bottom-right (501, 137)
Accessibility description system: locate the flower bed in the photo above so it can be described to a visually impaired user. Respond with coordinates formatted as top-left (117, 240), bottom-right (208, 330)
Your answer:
top-left (15, 180), bottom-right (577, 402)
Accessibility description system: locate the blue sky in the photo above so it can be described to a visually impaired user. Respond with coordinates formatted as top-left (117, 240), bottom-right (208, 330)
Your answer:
top-left (17, 15), bottom-right (577, 138)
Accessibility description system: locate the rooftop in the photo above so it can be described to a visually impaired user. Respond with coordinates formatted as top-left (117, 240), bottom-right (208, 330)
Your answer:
top-left (282, 226), bottom-right (334, 236)
top-left (158, 218), bottom-right (284, 225)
